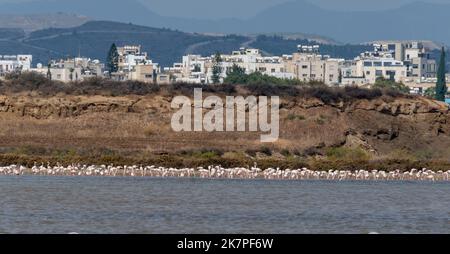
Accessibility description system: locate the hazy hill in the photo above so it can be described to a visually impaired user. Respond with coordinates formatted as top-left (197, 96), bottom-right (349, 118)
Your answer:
top-left (0, 0), bottom-right (154, 26)
top-left (240, 1), bottom-right (450, 45)
top-left (0, 13), bottom-right (90, 32)
top-left (0, 21), bottom-right (371, 67)
top-left (0, 0), bottom-right (449, 45)
top-left (0, 21), bottom-right (247, 67)
top-left (0, 28), bottom-right (25, 40)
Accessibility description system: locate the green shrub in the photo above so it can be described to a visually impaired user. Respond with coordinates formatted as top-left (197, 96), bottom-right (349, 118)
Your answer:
top-left (259, 146), bottom-right (273, 156)
top-left (326, 147), bottom-right (371, 161)
top-left (287, 114), bottom-right (306, 121)
top-left (315, 118), bottom-right (325, 125)
top-left (372, 77), bottom-right (410, 94)
top-left (245, 149), bottom-right (257, 157)
top-left (281, 149), bottom-right (291, 157)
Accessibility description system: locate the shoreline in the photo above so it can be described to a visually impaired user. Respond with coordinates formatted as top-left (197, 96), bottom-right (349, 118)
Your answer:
top-left (1, 165), bottom-right (449, 181)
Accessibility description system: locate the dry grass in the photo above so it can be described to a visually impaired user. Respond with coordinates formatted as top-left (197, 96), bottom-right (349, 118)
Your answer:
top-left (0, 87), bottom-right (449, 170)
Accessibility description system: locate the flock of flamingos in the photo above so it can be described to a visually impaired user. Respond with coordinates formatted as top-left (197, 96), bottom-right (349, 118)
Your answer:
top-left (0, 163), bottom-right (449, 181)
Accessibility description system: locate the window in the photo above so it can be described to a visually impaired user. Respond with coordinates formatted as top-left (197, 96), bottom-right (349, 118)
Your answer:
top-left (302, 65), bottom-right (308, 69)
top-left (145, 74), bottom-right (153, 78)
top-left (259, 67), bottom-right (266, 72)
top-left (383, 62), bottom-right (393, 67)
top-left (374, 62), bottom-right (382, 67)
top-left (364, 61), bottom-right (372, 67)
top-left (271, 68), bottom-right (276, 73)
top-left (366, 71), bottom-right (371, 75)
top-left (375, 70), bottom-right (383, 76)
top-left (386, 71), bottom-right (396, 79)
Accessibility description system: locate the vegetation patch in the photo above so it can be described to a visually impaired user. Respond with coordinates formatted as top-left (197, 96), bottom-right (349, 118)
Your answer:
top-left (287, 114), bottom-right (306, 121)
top-left (325, 147), bottom-right (371, 161)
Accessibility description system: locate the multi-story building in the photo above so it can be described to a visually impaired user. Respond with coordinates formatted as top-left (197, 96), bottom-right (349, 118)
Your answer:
top-left (31, 57), bottom-right (104, 82)
top-left (284, 45), bottom-right (342, 85)
top-left (373, 41), bottom-right (437, 79)
top-left (170, 47), bottom-right (328, 84)
top-left (179, 55), bottom-right (209, 84)
top-left (341, 45), bottom-right (407, 85)
top-left (117, 45), bottom-right (147, 72)
top-left (163, 63), bottom-right (184, 83)
top-left (202, 48), bottom-right (295, 83)
top-left (404, 74), bottom-right (450, 95)
top-left (113, 45), bottom-right (159, 83)
top-left (0, 55), bottom-right (33, 76)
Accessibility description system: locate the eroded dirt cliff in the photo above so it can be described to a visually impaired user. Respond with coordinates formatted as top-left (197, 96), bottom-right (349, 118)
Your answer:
top-left (0, 93), bottom-right (449, 160)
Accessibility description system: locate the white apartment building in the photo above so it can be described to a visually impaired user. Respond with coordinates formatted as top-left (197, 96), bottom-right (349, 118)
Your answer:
top-left (0, 55), bottom-right (33, 76)
top-left (31, 57), bottom-right (104, 82)
top-left (405, 74), bottom-right (450, 95)
top-left (180, 55), bottom-right (209, 84)
top-left (284, 45), bottom-right (342, 85)
top-left (222, 48), bottom-right (294, 79)
top-left (253, 56), bottom-right (295, 79)
top-left (114, 45), bottom-right (159, 83)
top-left (374, 41), bottom-right (437, 80)
top-left (170, 48), bottom-right (298, 84)
top-left (341, 45), bottom-right (407, 85)
top-left (163, 63), bottom-right (184, 83)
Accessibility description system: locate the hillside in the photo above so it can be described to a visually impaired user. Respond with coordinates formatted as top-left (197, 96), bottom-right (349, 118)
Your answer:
top-left (232, 1), bottom-right (450, 45)
top-left (0, 21), bottom-right (371, 67)
top-left (0, 21), bottom-right (247, 67)
top-left (1, 0), bottom-right (450, 45)
top-left (0, 28), bottom-right (25, 40)
top-left (0, 80), bottom-right (449, 170)
top-left (0, 13), bottom-right (90, 32)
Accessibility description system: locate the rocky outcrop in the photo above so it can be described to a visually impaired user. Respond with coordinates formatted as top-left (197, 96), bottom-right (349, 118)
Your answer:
top-left (283, 96), bottom-right (448, 116)
top-left (0, 94), bottom-right (448, 119)
top-left (345, 97), bottom-right (448, 116)
top-left (0, 95), bottom-right (144, 119)
top-left (0, 93), bottom-right (448, 158)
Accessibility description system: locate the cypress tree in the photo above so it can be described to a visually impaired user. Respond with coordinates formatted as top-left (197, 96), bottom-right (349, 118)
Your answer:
top-left (211, 52), bottom-right (222, 84)
top-left (106, 43), bottom-right (119, 75)
top-left (46, 63), bottom-right (52, 80)
top-left (435, 47), bottom-right (447, 101)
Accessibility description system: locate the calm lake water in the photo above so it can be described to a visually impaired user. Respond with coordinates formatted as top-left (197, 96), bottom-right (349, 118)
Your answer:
top-left (0, 176), bottom-right (449, 234)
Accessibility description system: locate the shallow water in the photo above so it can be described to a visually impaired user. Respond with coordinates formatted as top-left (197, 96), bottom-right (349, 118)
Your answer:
top-left (0, 176), bottom-right (449, 234)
